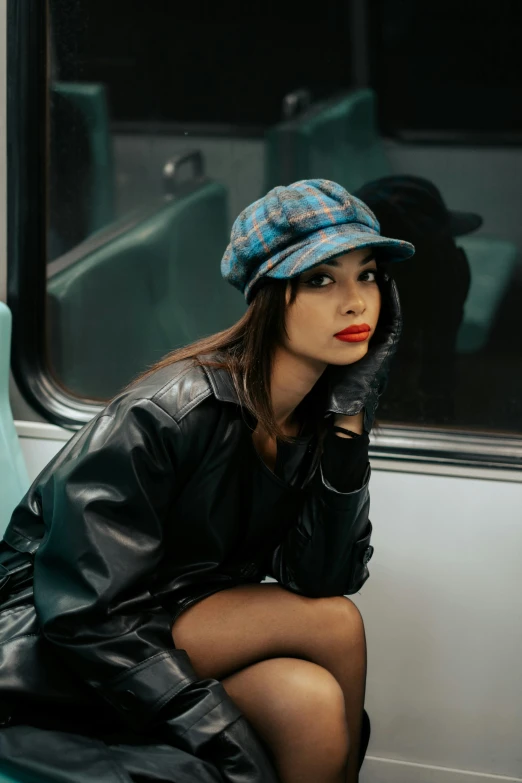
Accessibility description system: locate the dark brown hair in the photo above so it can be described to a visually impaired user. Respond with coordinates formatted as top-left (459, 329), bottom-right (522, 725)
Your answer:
top-left (121, 277), bottom-right (330, 445)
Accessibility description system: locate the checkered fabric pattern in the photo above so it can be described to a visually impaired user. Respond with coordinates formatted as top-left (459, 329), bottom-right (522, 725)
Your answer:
top-left (221, 179), bottom-right (415, 303)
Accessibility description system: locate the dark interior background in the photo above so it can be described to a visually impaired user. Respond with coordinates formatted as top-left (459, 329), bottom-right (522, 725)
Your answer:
top-left (50, 0), bottom-right (353, 127)
top-left (369, 0), bottom-right (522, 136)
top-left (51, 0), bottom-right (522, 134)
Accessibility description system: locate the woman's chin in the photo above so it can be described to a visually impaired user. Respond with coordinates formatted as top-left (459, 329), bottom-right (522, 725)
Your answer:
top-left (327, 343), bottom-right (369, 365)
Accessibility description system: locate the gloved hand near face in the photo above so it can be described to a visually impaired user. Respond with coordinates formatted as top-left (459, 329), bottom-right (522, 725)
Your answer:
top-left (325, 270), bottom-right (403, 434)
top-left (221, 179), bottom-right (413, 436)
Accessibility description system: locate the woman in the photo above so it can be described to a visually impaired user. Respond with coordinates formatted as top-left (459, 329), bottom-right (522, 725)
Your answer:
top-left (0, 179), bottom-right (414, 783)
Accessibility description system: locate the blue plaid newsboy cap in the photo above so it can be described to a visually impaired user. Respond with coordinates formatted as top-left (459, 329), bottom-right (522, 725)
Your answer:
top-left (221, 179), bottom-right (415, 303)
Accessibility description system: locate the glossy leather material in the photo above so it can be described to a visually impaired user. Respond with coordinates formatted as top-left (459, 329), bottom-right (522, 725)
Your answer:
top-left (0, 724), bottom-right (224, 782)
top-left (0, 350), bottom-right (376, 781)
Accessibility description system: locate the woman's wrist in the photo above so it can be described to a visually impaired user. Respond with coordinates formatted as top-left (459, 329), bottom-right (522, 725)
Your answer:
top-left (333, 425), bottom-right (360, 439)
top-left (333, 411), bottom-right (364, 437)
top-left (321, 427), bottom-right (370, 492)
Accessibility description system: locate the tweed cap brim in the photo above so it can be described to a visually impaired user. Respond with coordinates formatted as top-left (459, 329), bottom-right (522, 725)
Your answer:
top-left (244, 222), bottom-right (415, 303)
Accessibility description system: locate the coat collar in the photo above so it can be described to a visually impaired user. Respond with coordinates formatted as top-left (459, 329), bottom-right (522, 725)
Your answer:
top-left (198, 352), bottom-right (240, 405)
top-left (199, 351), bottom-right (317, 443)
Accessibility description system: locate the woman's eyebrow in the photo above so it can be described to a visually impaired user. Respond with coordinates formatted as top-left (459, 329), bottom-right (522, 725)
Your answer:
top-left (324, 252), bottom-right (376, 268)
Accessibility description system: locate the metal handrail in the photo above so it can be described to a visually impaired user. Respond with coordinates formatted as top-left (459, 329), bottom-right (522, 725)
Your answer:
top-left (163, 150), bottom-right (205, 197)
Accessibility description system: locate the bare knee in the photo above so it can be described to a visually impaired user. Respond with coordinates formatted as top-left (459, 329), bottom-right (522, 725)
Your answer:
top-left (313, 596), bottom-right (366, 652)
top-left (222, 657), bottom-right (349, 766)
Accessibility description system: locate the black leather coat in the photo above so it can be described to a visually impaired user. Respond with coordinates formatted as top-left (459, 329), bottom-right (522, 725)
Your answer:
top-left (0, 353), bottom-right (375, 782)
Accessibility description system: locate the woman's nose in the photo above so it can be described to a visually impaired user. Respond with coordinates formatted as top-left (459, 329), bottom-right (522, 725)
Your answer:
top-left (342, 284), bottom-right (366, 314)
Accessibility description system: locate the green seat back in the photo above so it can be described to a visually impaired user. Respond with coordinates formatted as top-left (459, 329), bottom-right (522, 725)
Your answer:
top-left (456, 235), bottom-right (519, 354)
top-left (0, 303), bottom-right (30, 538)
top-left (47, 181), bottom-right (247, 399)
top-left (264, 88), bottom-right (391, 193)
top-left (51, 82), bottom-right (115, 235)
top-left (0, 769), bottom-right (53, 783)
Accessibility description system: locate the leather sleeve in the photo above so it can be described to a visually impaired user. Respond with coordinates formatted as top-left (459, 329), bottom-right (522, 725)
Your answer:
top-left (320, 429), bottom-right (370, 493)
top-left (269, 440), bottom-right (373, 598)
top-left (27, 397), bottom-right (269, 770)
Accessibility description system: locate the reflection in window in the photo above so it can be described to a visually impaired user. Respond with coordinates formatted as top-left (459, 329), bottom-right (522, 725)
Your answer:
top-left (46, 0), bottom-right (521, 438)
top-left (356, 176), bottom-right (476, 422)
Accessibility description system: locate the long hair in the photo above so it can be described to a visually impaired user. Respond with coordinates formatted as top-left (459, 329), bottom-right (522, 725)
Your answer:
top-left (121, 277), bottom-right (330, 445)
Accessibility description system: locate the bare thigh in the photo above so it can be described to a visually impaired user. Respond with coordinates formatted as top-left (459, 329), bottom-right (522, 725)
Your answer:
top-left (171, 582), bottom-right (363, 680)
top-left (172, 582), bottom-right (366, 782)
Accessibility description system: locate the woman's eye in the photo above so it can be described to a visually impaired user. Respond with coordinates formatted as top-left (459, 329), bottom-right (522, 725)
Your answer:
top-left (360, 269), bottom-right (378, 283)
top-left (304, 274), bottom-right (333, 288)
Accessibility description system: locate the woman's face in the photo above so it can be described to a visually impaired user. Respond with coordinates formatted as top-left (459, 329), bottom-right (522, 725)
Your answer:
top-left (283, 248), bottom-right (382, 368)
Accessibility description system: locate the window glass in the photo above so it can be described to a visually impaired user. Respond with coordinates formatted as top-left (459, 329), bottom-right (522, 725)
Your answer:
top-left (47, 0), bottom-right (353, 400)
top-left (47, 0), bottom-right (522, 438)
top-left (370, 0), bottom-right (522, 138)
top-left (366, 0), bottom-right (522, 434)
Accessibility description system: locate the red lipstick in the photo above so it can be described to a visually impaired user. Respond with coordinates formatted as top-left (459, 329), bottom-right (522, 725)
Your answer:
top-left (334, 323), bottom-right (371, 343)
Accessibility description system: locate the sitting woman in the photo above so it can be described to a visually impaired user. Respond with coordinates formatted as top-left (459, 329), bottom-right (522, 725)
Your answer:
top-left (0, 179), bottom-right (414, 783)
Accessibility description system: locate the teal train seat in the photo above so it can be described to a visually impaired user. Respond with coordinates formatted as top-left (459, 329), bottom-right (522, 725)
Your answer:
top-left (264, 88), bottom-right (390, 195)
top-left (51, 82), bottom-right (115, 237)
top-left (0, 302), bottom-right (29, 539)
top-left (456, 235), bottom-right (519, 354)
top-left (264, 89), bottom-right (519, 354)
top-left (0, 308), bottom-right (49, 782)
top-left (0, 770), bottom-right (55, 783)
top-left (47, 152), bottom-right (247, 400)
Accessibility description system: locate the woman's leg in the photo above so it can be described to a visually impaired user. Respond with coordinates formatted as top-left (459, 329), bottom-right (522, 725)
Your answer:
top-left (172, 583), bottom-right (367, 782)
top-left (222, 657), bottom-right (349, 783)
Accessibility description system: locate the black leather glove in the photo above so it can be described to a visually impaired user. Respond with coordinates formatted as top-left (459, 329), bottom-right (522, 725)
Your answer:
top-left (151, 677), bottom-right (279, 783)
top-left (324, 270), bottom-right (402, 434)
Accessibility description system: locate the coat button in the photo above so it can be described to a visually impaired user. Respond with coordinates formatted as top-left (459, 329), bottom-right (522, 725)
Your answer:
top-left (362, 546), bottom-right (374, 566)
top-left (118, 690), bottom-right (138, 711)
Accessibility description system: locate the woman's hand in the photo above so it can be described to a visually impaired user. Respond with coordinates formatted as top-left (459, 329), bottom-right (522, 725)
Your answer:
top-left (333, 411), bottom-right (364, 437)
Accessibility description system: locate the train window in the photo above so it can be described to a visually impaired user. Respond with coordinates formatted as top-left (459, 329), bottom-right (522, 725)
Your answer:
top-left (42, 0), bottom-right (355, 405)
top-left (363, 0), bottom-right (522, 443)
top-left (7, 0), bottom-right (522, 468)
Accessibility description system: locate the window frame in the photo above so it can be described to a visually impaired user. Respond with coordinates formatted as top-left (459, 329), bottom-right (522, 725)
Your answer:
top-left (7, 0), bottom-right (522, 475)
top-left (7, 0), bottom-right (97, 430)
